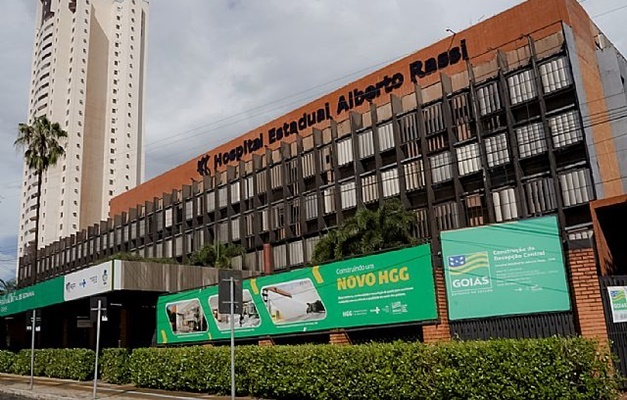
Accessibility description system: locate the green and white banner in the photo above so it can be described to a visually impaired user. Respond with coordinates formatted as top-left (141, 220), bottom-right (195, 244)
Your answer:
top-left (0, 277), bottom-right (64, 317)
top-left (441, 216), bottom-right (571, 320)
top-left (607, 287), bottom-right (627, 323)
top-left (0, 261), bottom-right (115, 317)
top-left (156, 244), bottom-right (437, 344)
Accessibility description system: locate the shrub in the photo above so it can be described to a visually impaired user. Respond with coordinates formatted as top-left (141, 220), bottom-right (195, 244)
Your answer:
top-left (10, 350), bottom-right (40, 376)
top-left (100, 348), bottom-right (131, 384)
top-left (0, 350), bottom-right (14, 373)
top-left (128, 337), bottom-right (618, 400)
top-left (9, 349), bottom-right (95, 381)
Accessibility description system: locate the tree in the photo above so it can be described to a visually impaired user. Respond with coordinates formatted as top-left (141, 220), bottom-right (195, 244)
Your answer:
top-left (189, 243), bottom-right (244, 269)
top-left (0, 278), bottom-right (16, 296)
top-left (15, 116), bottom-right (67, 281)
top-left (311, 198), bottom-right (417, 265)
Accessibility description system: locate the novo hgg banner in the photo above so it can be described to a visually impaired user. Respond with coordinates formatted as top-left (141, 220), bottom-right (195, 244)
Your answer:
top-left (156, 244), bottom-right (437, 344)
top-left (441, 216), bottom-right (571, 321)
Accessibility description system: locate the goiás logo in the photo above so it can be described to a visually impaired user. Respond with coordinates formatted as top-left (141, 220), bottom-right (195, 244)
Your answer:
top-left (447, 252), bottom-right (491, 292)
top-left (610, 290), bottom-right (627, 310)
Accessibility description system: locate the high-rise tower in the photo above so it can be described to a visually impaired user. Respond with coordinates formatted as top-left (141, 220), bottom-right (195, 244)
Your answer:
top-left (18, 0), bottom-right (148, 262)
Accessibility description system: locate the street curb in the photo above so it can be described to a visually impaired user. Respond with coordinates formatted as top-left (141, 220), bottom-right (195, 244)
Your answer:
top-left (0, 386), bottom-right (68, 400)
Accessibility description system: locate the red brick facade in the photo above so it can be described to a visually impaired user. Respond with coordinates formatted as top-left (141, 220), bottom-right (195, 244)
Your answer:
top-left (422, 268), bottom-right (451, 343)
top-left (568, 247), bottom-right (608, 341)
top-left (329, 331), bottom-right (351, 345)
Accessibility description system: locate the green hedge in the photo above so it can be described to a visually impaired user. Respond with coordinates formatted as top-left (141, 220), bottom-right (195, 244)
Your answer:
top-left (128, 337), bottom-right (618, 400)
top-left (100, 348), bottom-right (131, 384)
top-left (9, 349), bottom-right (95, 381)
top-left (0, 350), bottom-right (14, 373)
top-left (0, 338), bottom-right (618, 398)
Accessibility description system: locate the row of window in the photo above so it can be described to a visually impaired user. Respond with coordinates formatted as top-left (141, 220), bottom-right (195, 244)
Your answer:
top-left (198, 110), bottom-right (582, 201)
top-left (118, 165), bottom-right (592, 241)
top-left (477, 56), bottom-right (572, 116)
top-left (29, 164), bottom-right (593, 276)
top-left (331, 108), bottom-right (581, 171)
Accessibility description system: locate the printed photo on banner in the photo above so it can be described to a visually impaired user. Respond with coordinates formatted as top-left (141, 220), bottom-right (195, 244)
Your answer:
top-left (261, 278), bottom-right (327, 325)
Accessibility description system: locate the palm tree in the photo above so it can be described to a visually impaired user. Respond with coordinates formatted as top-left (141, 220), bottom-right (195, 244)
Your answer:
top-left (0, 278), bottom-right (16, 296)
top-left (311, 198), bottom-right (417, 264)
top-left (189, 242), bottom-right (244, 269)
top-left (15, 116), bottom-right (67, 281)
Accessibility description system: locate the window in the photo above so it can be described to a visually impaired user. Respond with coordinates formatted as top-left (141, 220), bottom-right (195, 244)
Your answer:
top-left (465, 194), bottom-right (486, 227)
top-left (524, 176), bottom-right (557, 215)
top-left (271, 203), bottom-right (285, 239)
top-left (423, 103), bottom-right (444, 135)
top-left (165, 208), bottom-right (173, 227)
top-left (434, 202), bottom-right (460, 231)
top-left (218, 186), bottom-right (228, 208)
top-left (304, 192), bottom-right (318, 220)
top-left (205, 191), bottom-right (215, 212)
top-left (399, 113), bottom-right (419, 143)
top-left (559, 168), bottom-right (594, 207)
top-left (508, 70), bottom-right (537, 105)
top-left (323, 187), bottom-right (335, 214)
top-left (231, 218), bottom-right (240, 241)
top-left (493, 187), bottom-right (519, 222)
top-left (273, 244), bottom-right (287, 270)
top-left (377, 122), bottom-right (395, 151)
top-left (256, 172), bottom-right (267, 194)
top-left (337, 138), bottom-right (353, 166)
top-left (430, 152), bottom-right (452, 183)
top-left (361, 174), bottom-right (379, 203)
top-left (270, 165), bottom-right (282, 189)
top-left (456, 143), bottom-right (481, 176)
top-left (244, 213), bottom-right (254, 236)
top-left (358, 130), bottom-right (374, 158)
top-left (340, 181), bottom-right (356, 209)
top-left (516, 122), bottom-right (546, 158)
top-left (381, 168), bottom-right (400, 197)
top-left (484, 134), bottom-right (510, 167)
top-left (403, 159), bottom-right (426, 191)
top-left (451, 93), bottom-right (472, 141)
top-left (413, 208), bottom-right (429, 238)
top-left (548, 111), bottom-right (582, 148)
top-left (539, 57), bottom-right (571, 94)
top-left (289, 240), bottom-right (304, 266)
top-left (230, 181), bottom-right (240, 204)
top-left (244, 176), bottom-right (254, 199)
top-left (476, 82), bottom-right (501, 116)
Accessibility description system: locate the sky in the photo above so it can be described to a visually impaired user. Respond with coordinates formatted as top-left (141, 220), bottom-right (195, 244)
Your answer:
top-left (0, 0), bottom-right (625, 281)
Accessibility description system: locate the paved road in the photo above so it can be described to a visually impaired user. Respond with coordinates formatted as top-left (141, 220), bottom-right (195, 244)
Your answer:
top-left (0, 374), bottom-right (256, 400)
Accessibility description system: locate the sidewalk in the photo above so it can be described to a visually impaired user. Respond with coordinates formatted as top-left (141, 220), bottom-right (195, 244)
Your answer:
top-left (0, 374), bottom-right (256, 400)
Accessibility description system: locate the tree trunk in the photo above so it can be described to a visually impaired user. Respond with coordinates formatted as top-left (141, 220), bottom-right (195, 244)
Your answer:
top-left (33, 168), bottom-right (43, 284)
